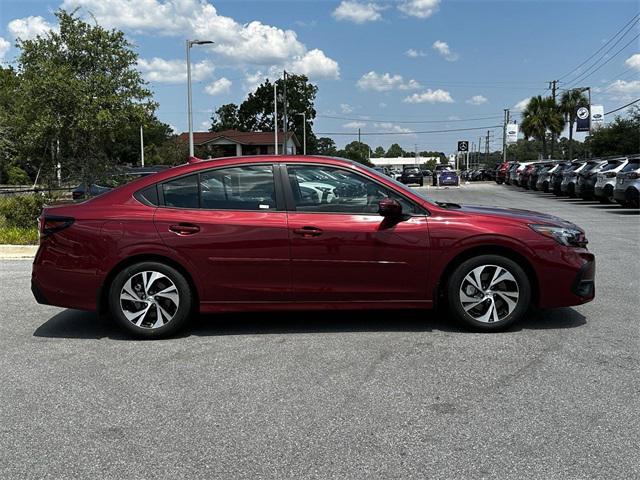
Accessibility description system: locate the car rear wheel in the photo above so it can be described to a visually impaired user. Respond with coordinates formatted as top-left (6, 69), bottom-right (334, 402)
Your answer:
top-left (447, 255), bottom-right (531, 332)
top-left (109, 261), bottom-right (193, 339)
top-left (599, 185), bottom-right (614, 204)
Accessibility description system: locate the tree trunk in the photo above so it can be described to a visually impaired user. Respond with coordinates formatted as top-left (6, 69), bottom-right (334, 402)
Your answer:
top-left (541, 136), bottom-right (548, 159)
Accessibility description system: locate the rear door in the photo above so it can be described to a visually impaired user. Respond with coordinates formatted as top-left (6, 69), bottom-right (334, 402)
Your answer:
top-left (153, 163), bottom-right (291, 302)
top-left (282, 163), bottom-right (430, 302)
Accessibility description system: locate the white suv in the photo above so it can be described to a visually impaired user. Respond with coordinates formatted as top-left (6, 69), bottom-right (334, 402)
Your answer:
top-left (613, 156), bottom-right (640, 208)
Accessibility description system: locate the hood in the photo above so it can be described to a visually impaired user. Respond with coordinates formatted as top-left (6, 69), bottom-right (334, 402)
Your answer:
top-left (456, 204), bottom-right (580, 229)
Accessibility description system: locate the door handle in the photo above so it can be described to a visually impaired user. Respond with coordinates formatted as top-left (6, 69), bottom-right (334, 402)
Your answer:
top-left (169, 223), bottom-right (200, 235)
top-left (293, 226), bottom-right (323, 237)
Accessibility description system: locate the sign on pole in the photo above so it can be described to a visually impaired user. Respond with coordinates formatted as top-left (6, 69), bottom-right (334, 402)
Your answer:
top-left (591, 105), bottom-right (604, 131)
top-left (457, 141), bottom-right (469, 152)
top-left (576, 106), bottom-right (590, 132)
top-left (506, 124), bottom-right (519, 144)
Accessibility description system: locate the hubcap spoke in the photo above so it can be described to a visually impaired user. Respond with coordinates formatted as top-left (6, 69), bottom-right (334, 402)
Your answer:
top-left (459, 264), bottom-right (520, 323)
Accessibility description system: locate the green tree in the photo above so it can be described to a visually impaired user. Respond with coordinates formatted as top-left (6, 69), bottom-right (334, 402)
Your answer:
top-left (385, 143), bottom-right (405, 158)
top-left (586, 106), bottom-right (640, 157)
top-left (209, 103), bottom-right (240, 132)
top-left (342, 141), bottom-right (371, 165)
top-left (15, 10), bottom-right (154, 187)
top-left (372, 146), bottom-right (385, 157)
top-left (316, 137), bottom-right (337, 156)
top-left (559, 89), bottom-right (589, 160)
top-left (520, 96), bottom-right (564, 159)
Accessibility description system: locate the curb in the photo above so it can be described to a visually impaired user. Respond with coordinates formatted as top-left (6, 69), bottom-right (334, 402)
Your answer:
top-left (0, 245), bottom-right (38, 259)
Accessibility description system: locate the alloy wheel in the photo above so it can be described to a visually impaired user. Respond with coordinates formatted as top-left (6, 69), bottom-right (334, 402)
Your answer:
top-left (458, 264), bottom-right (520, 323)
top-left (119, 270), bottom-right (180, 329)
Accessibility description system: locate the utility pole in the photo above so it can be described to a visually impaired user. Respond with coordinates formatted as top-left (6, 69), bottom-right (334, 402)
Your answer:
top-left (358, 128), bottom-right (361, 144)
top-left (485, 130), bottom-right (491, 165)
top-left (549, 79), bottom-right (558, 158)
top-left (502, 108), bottom-right (510, 163)
top-left (414, 144), bottom-right (418, 166)
top-left (273, 82), bottom-right (278, 154)
top-left (297, 112), bottom-right (306, 155)
top-left (140, 125), bottom-right (145, 167)
top-left (283, 70), bottom-right (288, 155)
top-left (186, 39), bottom-right (214, 157)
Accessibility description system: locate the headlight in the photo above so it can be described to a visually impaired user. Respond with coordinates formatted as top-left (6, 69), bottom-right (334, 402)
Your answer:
top-left (529, 224), bottom-right (588, 248)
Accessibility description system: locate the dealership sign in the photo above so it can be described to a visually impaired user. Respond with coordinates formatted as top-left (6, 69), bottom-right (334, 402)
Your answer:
top-left (506, 123), bottom-right (519, 144)
top-left (591, 105), bottom-right (604, 131)
top-left (457, 141), bottom-right (469, 152)
top-left (576, 106), bottom-right (590, 132)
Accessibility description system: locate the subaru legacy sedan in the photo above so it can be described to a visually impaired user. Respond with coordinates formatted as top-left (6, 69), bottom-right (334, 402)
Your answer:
top-left (32, 156), bottom-right (595, 338)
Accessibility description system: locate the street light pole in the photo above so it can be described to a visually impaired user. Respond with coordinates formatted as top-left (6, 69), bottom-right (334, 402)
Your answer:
top-left (140, 125), bottom-right (145, 166)
top-left (297, 112), bottom-right (306, 155)
top-left (186, 39), bottom-right (214, 158)
top-left (274, 82), bottom-right (278, 155)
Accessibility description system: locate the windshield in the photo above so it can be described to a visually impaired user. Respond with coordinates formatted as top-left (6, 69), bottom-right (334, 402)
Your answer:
top-left (620, 160), bottom-right (640, 172)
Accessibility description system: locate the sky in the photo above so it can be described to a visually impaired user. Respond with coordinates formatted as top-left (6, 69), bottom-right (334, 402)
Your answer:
top-left (0, 0), bottom-right (639, 155)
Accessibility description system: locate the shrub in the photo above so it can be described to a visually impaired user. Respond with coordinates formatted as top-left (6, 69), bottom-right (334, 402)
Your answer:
top-left (0, 194), bottom-right (49, 229)
top-left (0, 226), bottom-right (39, 245)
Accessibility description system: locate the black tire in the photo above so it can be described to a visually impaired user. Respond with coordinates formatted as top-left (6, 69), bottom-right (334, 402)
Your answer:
top-left (568, 184), bottom-right (576, 198)
top-left (599, 186), bottom-right (614, 204)
top-left (419, 180), bottom-right (424, 187)
top-left (626, 188), bottom-right (639, 208)
top-left (109, 261), bottom-right (193, 339)
top-left (446, 255), bottom-right (531, 332)
top-left (542, 181), bottom-right (549, 193)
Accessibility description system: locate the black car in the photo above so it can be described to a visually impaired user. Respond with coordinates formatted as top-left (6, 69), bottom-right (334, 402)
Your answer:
top-left (400, 167), bottom-right (424, 186)
top-left (550, 162), bottom-right (573, 196)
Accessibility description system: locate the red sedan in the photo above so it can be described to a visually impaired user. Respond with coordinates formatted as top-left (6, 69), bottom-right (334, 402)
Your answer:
top-left (32, 156), bottom-right (595, 338)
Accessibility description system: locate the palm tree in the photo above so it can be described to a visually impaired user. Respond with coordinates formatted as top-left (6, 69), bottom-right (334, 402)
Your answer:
top-left (520, 96), bottom-right (565, 159)
top-left (560, 89), bottom-right (589, 160)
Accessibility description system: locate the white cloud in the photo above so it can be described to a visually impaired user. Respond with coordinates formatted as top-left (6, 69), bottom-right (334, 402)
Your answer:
top-left (405, 48), bottom-right (426, 58)
top-left (606, 79), bottom-right (640, 101)
top-left (398, 0), bottom-right (440, 19)
top-left (466, 95), bottom-right (488, 105)
top-left (379, 102), bottom-right (388, 108)
top-left (403, 89), bottom-right (454, 103)
top-left (7, 16), bottom-right (56, 40)
top-left (340, 103), bottom-right (354, 113)
top-left (205, 77), bottom-right (232, 95)
top-left (357, 71), bottom-right (421, 91)
top-left (624, 53), bottom-right (640, 71)
top-left (0, 37), bottom-right (10, 60)
top-left (432, 40), bottom-right (458, 61)
top-left (61, 0), bottom-right (338, 71)
top-left (343, 121), bottom-right (367, 129)
top-left (513, 97), bottom-right (531, 112)
top-left (137, 57), bottom-right (214, 83)
top-left (333, 1), bottom-right (383, 24)
top-left (243, 70), bottom-right (268, 93)
top-left (288, 49), bottom-right (340, 79)
top-left (374, 122), bottom-right (413, 134)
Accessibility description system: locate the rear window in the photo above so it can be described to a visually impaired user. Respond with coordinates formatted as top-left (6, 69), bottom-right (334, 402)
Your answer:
top-left (620, 160), bottom-right (640, 172)
top-left (404, 168), bottom-right (420, 173)
top-left (601, 161), bottom-right (622, 172)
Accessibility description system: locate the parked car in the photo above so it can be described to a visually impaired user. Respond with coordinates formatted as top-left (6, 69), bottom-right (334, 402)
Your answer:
top-left (505, 163), bottom-right (520, 185)
top-left (594, 157), bottom-right (629, 203)
top-left (519, 164), bottom-right (537, 189)
top-left (575, 159), bottom-right (607, 199)
top-left (400, 167), bottom-right (424, 186)
top-left (439, 170), bottom-right (460, 186)
top-left (421, 169), bottom-right (432, 178)
top-left (536, 163), bottom-right (561, 193)
top-left (432, 165), bottom-right (453, 186)
top-left (550, 161), bottom-right (573, 196)
top-left (528, 162), bottom-right (555, 190)
top-left (32, 155), bottom-right (595, 338)
top-left (560, 161), bottom-right (588, 197)
top-left (613, 156), bottom-right (640, 207)
top-left (513, 162), bottom-right (536, 187)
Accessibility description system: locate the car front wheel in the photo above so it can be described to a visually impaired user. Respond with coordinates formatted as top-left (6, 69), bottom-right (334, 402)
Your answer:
top-left (109, 261), bottom-right (193, 339)
top-left (447, 255), bottom-right (531, 331)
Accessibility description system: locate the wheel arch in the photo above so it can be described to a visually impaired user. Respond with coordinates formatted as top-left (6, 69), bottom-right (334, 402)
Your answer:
top-left (435, 244), bottom-right (540, 308)
top-left (97, 254), bottom-right (200, 315)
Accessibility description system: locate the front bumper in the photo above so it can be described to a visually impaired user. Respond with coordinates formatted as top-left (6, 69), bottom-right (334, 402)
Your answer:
top-left (571, 260), bottom-right (595, 299)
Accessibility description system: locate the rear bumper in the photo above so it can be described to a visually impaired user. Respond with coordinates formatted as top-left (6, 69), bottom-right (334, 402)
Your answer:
top-left (31, 263), bottom-right (101, 311)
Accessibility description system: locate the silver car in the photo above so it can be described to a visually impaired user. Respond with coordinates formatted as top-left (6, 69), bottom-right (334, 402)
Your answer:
top-left (560, 161), bottom-right (588, 197)
top-left (536, 163), bottom-right (560, 192)
top-left (613, 156), bottom-right (640, 208)
top-left (594, 157), bottom-right (629, 203)
top-left (575, 159), bottom-right (607, 199)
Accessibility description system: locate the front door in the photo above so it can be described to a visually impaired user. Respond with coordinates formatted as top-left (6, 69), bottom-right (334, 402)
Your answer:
top-left (283, 164), bottom-right (430, 302)
top-left (154, 164), bottom-right (290, 303)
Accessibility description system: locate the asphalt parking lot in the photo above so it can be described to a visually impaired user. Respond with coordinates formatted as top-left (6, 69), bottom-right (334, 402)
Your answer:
top-left (1, 182), bottom-right (638, 479)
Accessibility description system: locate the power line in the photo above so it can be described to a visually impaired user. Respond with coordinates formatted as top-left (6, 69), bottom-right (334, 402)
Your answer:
top-left (316, 125), bottom-right (502, 136)
top-left (565, 31), bottom-right (640, 88)
top-left (605, 98), bottom-right (640, 115)
top-left (558, 13), bottom-right (639, 81)
top-left (317, 114), bottom-right (504, 124)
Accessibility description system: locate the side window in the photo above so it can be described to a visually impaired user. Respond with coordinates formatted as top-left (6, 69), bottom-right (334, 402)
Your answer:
top-left (162, 174), bottom-right (198, 209)
top-left (287, 165), bottom-right (417, 214)
top-left (199, 165), bottom-right (276, 211)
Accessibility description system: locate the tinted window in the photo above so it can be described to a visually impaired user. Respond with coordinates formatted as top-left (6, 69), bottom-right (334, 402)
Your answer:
top-left (601, 161), bottom-right (622, 172)
top-left (137, 185), bottom-right (159, 206)
top-left (620, 160), bottom-right (640, 172)
top-left (162, 174), bottom-right (199, 208)
top-left (287, 165), bottom-right (418, 215)
top-left (200, 165), bottom-right (275, 210)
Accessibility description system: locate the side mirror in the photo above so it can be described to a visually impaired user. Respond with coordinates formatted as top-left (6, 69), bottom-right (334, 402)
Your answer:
top-left (378, 197), bottom-right (402, 217)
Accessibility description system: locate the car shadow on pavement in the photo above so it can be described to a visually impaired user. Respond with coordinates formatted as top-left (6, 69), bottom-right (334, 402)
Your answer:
top-left (33, 306), bottom-right (586, 340)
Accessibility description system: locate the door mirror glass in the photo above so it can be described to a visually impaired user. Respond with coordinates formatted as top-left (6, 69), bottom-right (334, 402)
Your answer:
top-left (378, 197), bottom-right (402, 217)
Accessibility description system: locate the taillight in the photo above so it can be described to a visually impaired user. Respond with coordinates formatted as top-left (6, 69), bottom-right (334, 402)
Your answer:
top-left (605, 172), bottom-right (617, 178)
top-left (627, 172), bottom-right (640, 179)
top-left (39, 215), bottom-right (74, 238)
